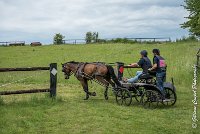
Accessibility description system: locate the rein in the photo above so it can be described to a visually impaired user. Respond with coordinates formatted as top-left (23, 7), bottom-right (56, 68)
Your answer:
top-left (82, 72), bottom-right (113, 89)
top-left (69, 71), bottom-right (74, 76)
top-left (127, 68), bottom-right (135, 77)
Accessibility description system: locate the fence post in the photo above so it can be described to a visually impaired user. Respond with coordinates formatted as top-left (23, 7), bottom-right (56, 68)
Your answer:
top-left (50, 63), bottom-right (57, 97)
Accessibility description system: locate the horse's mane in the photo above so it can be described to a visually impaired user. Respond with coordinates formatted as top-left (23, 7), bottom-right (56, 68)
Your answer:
top-left (65, 61), bottom-right (80, 64)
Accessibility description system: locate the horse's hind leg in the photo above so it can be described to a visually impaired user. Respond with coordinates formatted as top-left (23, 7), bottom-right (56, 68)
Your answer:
top-left (104, 78), bottom-right (117, 99)
top-left (107, 78), bottom-right (115, 87)
top-left (80, 79), bottom-right (90, 100)
top-left (104, 87), bottom-right (109, 100)
top-left (106, 78), bottom-right (118, 95)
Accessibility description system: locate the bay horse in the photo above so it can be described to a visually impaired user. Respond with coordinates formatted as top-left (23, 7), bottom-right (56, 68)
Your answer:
top-left (62, 61), bottom-right (121, 100)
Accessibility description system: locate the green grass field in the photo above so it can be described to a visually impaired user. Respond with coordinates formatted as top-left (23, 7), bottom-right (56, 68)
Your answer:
top-left (0, 42), bottom-right (199, 134)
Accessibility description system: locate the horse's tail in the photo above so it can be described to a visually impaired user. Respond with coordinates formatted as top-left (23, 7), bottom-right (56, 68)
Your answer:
top-left (106, 65), bottom-right (121, 87)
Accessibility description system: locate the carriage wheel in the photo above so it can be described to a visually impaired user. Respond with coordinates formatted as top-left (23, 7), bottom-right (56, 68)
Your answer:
top-left (134, 87), bottom-right (144, 103)
top-left (162, 88), bottom-right (177, 106)
top-left (116, 88), bottom-right (132, 106)
top-left (141, 90), bottom-right (161, 109)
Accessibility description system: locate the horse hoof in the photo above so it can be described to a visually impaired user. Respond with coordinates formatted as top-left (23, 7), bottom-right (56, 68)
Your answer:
top-left (104, 95), bottom-right (108, 100)
top-left (84, 97), bottom-right (89, 100)
top-left (84, 94), bottom-right (89, 100)
top-left (92, 92), bottom-right (96, 96)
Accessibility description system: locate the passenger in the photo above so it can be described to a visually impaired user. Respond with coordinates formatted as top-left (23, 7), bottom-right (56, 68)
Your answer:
top-left (148, 49), bottom-right (167, 97)
top-left (124, 50), bottom-right (152, 83)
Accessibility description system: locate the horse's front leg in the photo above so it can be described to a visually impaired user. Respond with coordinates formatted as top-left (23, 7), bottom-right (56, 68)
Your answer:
top-left (80, 79), bottom-right (96, 100)
top-left (80, 79), bottom-right (89, 100)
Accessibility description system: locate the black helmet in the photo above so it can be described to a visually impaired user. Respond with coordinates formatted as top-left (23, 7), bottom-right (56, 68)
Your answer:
top-left (152, 49), bottom-right (160, 55)
top-left (140, 50), bottom-right (148, 57)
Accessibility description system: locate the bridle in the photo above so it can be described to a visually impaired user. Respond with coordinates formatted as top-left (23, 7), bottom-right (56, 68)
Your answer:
top-left (62, 63), bottom-right (74, 78)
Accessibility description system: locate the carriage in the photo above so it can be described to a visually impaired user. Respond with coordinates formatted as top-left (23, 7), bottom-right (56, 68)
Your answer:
top-left (114, 62), bottom-right (177, 108)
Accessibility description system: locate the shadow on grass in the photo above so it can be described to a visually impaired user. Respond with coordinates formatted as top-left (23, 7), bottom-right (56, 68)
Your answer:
top-left (75, 95), bottom-right (178, 110)
top-left (0, 97), bottom-right (4, 105)
top-left (0, 92), bottom-right (178, 111)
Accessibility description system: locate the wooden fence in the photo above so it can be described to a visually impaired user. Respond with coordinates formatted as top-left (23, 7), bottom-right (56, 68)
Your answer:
top-left (62, 37), bottom-right (171, 45)
top-left (63, 39), bottom-right (86, 44)
top-left (125, 37), bottom-right (171, 42)
top-left (0, 41), bottom-right (25, 46)
top-left (0, 63), bottom-right (57, 97)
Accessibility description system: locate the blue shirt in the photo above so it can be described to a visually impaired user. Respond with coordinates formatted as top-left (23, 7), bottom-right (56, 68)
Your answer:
top-left (138, 57), bottom-right (152, 73)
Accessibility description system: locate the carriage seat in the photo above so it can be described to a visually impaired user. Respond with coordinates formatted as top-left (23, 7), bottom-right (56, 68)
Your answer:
top-left (139, 73), bottom-right (154, 80)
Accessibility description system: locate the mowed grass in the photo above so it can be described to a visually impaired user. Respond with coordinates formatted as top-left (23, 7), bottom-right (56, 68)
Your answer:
top-left (0, 42), bottom-right (199, 134)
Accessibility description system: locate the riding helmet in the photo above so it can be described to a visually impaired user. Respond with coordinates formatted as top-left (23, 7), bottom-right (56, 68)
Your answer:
top-left (140, 50), bottom-right (148, 57)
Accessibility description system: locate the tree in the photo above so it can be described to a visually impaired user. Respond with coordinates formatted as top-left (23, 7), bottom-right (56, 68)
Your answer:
top-left (85, 32), bottom-right (93, 44)
top-left (53, 33), bottom-right (65, 45)
top-left (181, 0), bottom-right (200, 37)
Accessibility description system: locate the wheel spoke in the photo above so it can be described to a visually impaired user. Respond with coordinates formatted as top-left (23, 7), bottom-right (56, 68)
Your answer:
top-left (162, 88), bottom-right (177, 106)
top-left (141, 90), bottom-right (161, 109)
top-left (116, 88), bottom-right (132, 106)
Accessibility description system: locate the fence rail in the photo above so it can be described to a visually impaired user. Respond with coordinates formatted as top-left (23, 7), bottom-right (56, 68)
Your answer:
top-left (62, 37), bottom-right (171, 45)
top-left (126, 37), bottom-right (171, 42)
top-left (0, 63), bottom-right (57, 97)
top-left (63, 39), bottom-right (86, 45)
top-left (0, 88), bottom-right (50, 95)
top-left (0, 67), bottom-right (50, 72)
top-left (0, 41), bottom-right (25, 46)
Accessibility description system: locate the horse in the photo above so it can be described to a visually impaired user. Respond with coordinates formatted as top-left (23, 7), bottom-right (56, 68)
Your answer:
top-left (62, 61), bottom-right (121, 100)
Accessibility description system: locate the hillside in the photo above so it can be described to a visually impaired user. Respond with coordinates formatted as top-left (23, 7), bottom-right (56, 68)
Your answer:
top-left (0, 42), bottom-right (199, 134)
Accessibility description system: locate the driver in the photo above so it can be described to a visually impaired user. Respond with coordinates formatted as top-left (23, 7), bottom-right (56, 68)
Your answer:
top-left (124, 50), bottom-right (152, 83)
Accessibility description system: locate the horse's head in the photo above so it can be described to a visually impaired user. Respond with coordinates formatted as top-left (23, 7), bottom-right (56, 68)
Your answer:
top-left (62, 61), bottom-right (79, 79)
top-left (61, 63), bottom-right (73, 79)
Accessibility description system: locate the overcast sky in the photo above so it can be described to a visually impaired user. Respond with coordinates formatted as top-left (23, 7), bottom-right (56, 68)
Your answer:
top-left (0, 0), bottom-right (188, 44)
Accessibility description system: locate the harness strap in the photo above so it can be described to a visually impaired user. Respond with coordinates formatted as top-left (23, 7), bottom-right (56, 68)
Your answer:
top-left (75, 63), bottom-right (87, 78)
top-left (74, 62), bottom-right (107, 79)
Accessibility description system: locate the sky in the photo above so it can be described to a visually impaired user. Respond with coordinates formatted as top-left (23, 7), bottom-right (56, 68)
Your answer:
top-left (0, 0), bottom-right (189, 44)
